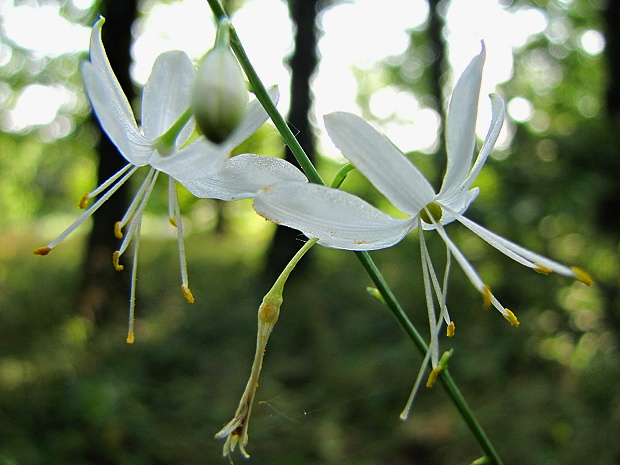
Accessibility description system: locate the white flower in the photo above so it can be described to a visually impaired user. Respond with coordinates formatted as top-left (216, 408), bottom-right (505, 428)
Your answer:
top-left (35, 17), bottom-right (306, 341)
top-left (254, 45), bottom-right (591, 342)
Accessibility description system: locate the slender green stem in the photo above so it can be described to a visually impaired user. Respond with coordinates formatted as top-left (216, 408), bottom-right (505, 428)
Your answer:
top-left (204, 2), bottom-right (503, 464)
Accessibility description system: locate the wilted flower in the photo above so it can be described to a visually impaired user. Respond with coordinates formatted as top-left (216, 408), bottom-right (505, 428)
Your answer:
top-left (34, 17), bottom-right (305, 341)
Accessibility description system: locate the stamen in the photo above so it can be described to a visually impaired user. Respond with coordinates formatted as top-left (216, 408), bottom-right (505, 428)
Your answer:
top-left (426, 366), bottom-right (442, 387)
top-left (483, 285), bottom-right (492, 309)
top-left (116, 170), bottom-right (159, 259)
top-left (447, 321), bottom-right (455, 337)
top-left (114, 221), bottom-right (123, 239)
top-left (78, 193), bottom-right (90, 209)
top-left (127, 223), bottom-right (141, 344)
top-left (503, 308), bottom-right (520, 327)
top-left (43, 165), bottom-right (139, 251)
top-left (181, 285), bottom-right (195, 303)
top-left (112, 251), bottom-right (124, 271)
top-left (33, 246), bottom-right (52, 256)
top-left (400, 341), bottom-right (435, 420)
top-left (170, 178), bottom-right (192, 303)
top-left (115, 169), bottom-right (157, 239)
top-left (571, 267), bottom-right (593, 286)
top-left (534, 263), bottom-right (552, 275)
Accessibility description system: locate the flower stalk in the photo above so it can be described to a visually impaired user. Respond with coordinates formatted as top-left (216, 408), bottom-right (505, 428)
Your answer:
top-left (205, 2), bottom-right (504, 463)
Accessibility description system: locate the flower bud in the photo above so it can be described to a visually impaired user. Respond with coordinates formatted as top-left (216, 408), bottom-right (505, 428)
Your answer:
top-left (192, 23), bottom-right (248, 144)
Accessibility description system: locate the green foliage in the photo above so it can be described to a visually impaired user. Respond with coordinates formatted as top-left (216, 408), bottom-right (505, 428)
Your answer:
top-left (1, 0), bottom-right (619, 463)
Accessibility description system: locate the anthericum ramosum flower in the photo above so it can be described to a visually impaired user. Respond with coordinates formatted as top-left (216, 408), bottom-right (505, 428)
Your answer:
top-left (192, 19), bottom-right (248, 144)
top-left (33, 17), bottom-right (306, 342)
top-left (253, 44), bottom-right (592, 363)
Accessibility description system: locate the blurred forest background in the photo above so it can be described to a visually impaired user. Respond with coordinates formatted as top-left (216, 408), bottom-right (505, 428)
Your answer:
top-left (1, 0), bottom-right (619, 464)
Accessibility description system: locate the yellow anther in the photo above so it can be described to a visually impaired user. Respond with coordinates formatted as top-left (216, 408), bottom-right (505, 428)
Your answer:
top-left (503, 308), bottom-right (520, 327)
top-left (112, 251), bottom-right (124, 271)
top-left (78, 193), bottom-right (90, 209)
top-left (126, 330), bottom-right (135, 344)
top-left (482, 285), bottom-right (492, 309)
top-left (33, 246), bottom-right (52, 256)
top-left (169, 216), bottom-right (177, 228)
top-left (426, 366), bottom-right (442, 388)
top-left (571, 267), bottom-right (593, 286)
top-left (534, 263), bottom-right (552, 275)
top-left (181, 285), bottom-right (195, 303)
top-left (447, 321), bottom-right (455, 337)
top-left (114, 221), bottom-right (123, 239)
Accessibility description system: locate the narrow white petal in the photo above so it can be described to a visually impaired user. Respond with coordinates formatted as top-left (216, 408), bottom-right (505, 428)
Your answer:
top-left (88, 17), bottom-right (135, 126)
top-left (253, 182), bottom-right (416, 250)
top-left (451, 208), bottom-right (576, 277)
top-left (151, 138), bottom-right (229, 181)
top-left (142, 51), bottom-right (196, 142)
top-left (324, 112), bottom-right (436, 216)
top-left (444, 94), bottom-right (505, 202)
top-left (440, 44), bottom-right (485, 196)
top-left (81, 61), bottom-right (152, 165)
top-left (221, 86), bottom-right (280, 151)
top-left (182, 153), bottom-right (307, 200)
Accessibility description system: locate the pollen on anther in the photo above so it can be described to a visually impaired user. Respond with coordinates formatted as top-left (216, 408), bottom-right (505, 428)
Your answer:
top-left (447, 321), bottom-right (455, 337)
top-left (482, 285), bottom-right (492, 309)
top-left (114, 221), bottom-right (123, 239)
top-left (571, 267), bottom-right (593, 286)
top-left (534, 263), bottom-right (552, 275)
top-left (112, 251), bottom-right (124, 271)
top-left (181, 285), bottom-right (195, 303)
top-left (33, 246), bottom-right (52, 256)
top-left (126, 330), bottom-right (135, 344)
top-left (78, 193), bottom-right (90, 209)
top-left (503, 308), bottom-right (520, 327)
top-left (426, 366), bottom-right (442, 388)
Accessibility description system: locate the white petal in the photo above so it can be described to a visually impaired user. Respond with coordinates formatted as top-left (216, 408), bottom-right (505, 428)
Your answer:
top-left (324, 112), bottom-right (435, 216)
top-left (81, 61), bottom-right (151, 165)
top-left (141, 51), bottom-right (196, 142)
top-left (452, 94), bottom-right (505, 197)
top-left (221, 86), bottom-right (280, 151)
top-left (150, 138), bottom-right (228, 181)
top-left (440, 44), bottom-right (485, 197)
top-left (253, 181), bottom-right (416, 250)
top-left (88, 17), bottom-right (135, 126)
top-left (182, 153), bottom-right (307, 200)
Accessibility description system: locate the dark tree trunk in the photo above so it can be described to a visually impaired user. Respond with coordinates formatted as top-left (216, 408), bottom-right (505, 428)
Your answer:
top-left (427, 0), bottom-right (447, 187)
top-left (264, 0), bottom-right (322, 279)
top-left (77, 0), bottom-right (138, 326)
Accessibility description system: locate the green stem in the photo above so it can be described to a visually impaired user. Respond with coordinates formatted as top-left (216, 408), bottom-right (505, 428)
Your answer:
top-left (204, 2), bottom-right (503, 464)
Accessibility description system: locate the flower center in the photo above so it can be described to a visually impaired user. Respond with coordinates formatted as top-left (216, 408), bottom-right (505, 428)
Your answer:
top-left (420, 202), bottom-right (443, 224)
